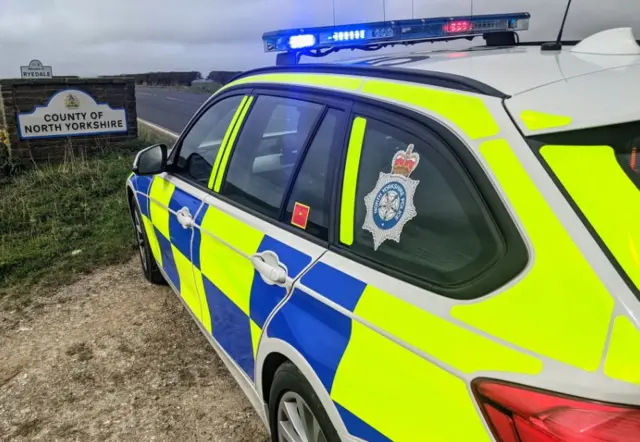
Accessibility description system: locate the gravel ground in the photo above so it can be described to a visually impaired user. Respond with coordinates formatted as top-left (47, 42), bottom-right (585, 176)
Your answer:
top-left (0, 258), bottom-right (269, 442)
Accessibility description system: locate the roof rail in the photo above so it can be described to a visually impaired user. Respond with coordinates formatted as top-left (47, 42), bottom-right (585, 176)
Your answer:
top-left (230, 64), bottom-right (509, 99)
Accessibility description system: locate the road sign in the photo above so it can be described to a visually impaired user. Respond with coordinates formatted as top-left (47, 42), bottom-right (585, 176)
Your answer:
top-left (17, 89), bottom-right (128, 139)
top-left (20, 59), bottom-right (53, 79)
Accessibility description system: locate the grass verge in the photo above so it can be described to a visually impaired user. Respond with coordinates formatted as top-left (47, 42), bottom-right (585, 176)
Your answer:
top-left (0, 126), bottom-right (174, 308)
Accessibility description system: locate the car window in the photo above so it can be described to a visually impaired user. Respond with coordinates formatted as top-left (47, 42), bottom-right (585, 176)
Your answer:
top-left (221, 95), bottom-right (324, 219)
top-left (348, 117), bottom-right (501, 287)
top-left (173, 95), bottom-right (244, 186)
top-left (285, 109), bottom-right (345, 240)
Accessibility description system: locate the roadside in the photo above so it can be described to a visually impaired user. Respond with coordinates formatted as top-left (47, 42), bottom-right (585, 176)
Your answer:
top-left (0, 257), bottom-right (268, 441)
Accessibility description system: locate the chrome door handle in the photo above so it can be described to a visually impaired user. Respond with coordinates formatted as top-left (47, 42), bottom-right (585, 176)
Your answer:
top-left (251, 251), bottom-right (287, 285)
top-left (176, 207), bottom-right (194, 228)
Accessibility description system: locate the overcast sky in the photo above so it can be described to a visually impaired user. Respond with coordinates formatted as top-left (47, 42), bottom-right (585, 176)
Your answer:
top-left (0, 0), bottom-right (638, 78)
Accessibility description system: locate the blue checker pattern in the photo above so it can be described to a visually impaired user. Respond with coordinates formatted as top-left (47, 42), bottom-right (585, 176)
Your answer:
top-left (202, 275), bottom-right (255, 378)
top-left (336, 403), bottom-right (392, 442)
top-left (155, 227), bottom-right (180, 291)
top-left (266, 287), bottom-right (353, 393)
top-left (250, 236), bottom-right (312, 329)
top-left (300, 262), bottom-right (367, 312)
top-left (168, 188), bottom-right (203, 266)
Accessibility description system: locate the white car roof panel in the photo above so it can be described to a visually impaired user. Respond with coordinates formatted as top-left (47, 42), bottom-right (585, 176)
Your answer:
top-left (345, 46), bottom-right (640, 96)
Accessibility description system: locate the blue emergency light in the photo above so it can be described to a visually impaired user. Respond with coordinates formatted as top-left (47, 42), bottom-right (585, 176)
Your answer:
top-left (263, 12), bottom-right (530, 54)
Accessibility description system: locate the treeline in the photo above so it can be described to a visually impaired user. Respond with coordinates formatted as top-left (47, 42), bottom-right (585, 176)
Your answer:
top-left (107, 70), bottom-right (241, 86)
top-left (206, 71), bottom-right (241, 85)
top-left (111, 71), bottom-right (202, 86)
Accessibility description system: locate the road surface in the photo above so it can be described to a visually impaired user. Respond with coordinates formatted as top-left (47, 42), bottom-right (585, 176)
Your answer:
top-left (136, 86), bottom-right (210, 135)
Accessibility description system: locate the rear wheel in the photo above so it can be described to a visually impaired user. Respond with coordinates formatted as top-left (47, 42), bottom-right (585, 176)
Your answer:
top-left (269, 362), bottom-right (340, 442)
top-left (131, 201), bottom-right (165, 285)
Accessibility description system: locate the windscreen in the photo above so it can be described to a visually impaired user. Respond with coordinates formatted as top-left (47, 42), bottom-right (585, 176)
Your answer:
top-left (528, 120), bottom-right (640, 300)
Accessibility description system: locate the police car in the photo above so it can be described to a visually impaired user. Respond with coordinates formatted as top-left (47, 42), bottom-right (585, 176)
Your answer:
top-left (127, 11), bottom-right (640, 442)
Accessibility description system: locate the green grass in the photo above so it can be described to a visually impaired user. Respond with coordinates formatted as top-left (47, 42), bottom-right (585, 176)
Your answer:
top-left (0, 129), bottom-right (173, 306)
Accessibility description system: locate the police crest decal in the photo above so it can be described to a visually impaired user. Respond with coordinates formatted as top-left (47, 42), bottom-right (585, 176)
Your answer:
top-left (363, 143), bottom-right (420, 250)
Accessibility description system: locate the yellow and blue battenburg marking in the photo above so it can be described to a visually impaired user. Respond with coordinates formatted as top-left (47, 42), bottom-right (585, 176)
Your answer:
top-left (196, 204), bottom-right (313, 379)
top-left (132, 175), bottom-right (315, 380)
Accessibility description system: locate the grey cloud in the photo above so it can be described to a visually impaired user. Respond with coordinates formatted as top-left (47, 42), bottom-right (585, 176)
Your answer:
top-left (0, 0), bottom-right (638, 78)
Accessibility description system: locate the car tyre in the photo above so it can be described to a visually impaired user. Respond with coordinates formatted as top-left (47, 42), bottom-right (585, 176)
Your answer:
top-left (269, 361), bottom-right (341, 442)
top-left (131, 201), bottom-right (166, 285)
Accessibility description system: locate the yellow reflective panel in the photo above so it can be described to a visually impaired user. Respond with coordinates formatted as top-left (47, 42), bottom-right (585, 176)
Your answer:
top-left (214, 96), bottom-right (254, 192)
top-left (250, 319), bottom-right (262, 358)
top-left (199, 206), bottom-right (263, 315)
top-left (331, 321), bottom-right (491, 442)
top-left (171, 245), bottom-right (201, 321)
top-left (142, 214), bottom-right (162, 267)
top-left (520, 110), bottom-right (572, 132)
top-left (230, 73), bottom-right (363, 91)
top-left (194, 268), bottom-right (211, 334)
top-left (208, 96), bottom-right (249, 189)
top-left (148, 176), bottom-right (175, 239)
top-left (541, 145), bottom-right (640, 292)
top-left (451, 139), bottom-right (614, 371)
top-left (356, 285), bottom-right (542, 374)
top-left (340, 117), bottom-right (367, 246)
top-left (361, 80), bottom-right (500, 140)
top-left (604, 315), bottom-right (640, 385)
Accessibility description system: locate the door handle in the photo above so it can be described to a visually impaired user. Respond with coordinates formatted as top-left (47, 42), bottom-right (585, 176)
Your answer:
top-left (251, 251), bottom-right (287, 285)
top-left (176, 207), bottom-right (194, 229)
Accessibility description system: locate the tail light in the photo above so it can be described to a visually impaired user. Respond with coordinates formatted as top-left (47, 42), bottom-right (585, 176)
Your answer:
top-left (473, 379), bottom-right (640, 442)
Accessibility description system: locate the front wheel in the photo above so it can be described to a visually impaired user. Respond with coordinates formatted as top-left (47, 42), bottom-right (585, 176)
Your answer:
top-left (269, 362), bottom-right (340, 442)
top-left (131, 201), bottom-right (165, 285)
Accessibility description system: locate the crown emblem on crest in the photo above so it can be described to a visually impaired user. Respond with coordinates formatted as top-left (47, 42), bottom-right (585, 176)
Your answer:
top-left (391, 144), bottom-right (419, 177)
top-left (64, 94), bottom-right (79, 109)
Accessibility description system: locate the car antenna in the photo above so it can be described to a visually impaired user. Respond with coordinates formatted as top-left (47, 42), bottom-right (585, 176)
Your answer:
top-left (542, 0), bottom-right (573, 51)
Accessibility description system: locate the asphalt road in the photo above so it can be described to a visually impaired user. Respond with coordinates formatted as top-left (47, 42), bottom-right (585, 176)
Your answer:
top-left (135, 86), bottom-right (210, 135)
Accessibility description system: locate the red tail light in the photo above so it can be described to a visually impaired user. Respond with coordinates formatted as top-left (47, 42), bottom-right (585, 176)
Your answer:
top-left (473, 379), bottom-right (640, 442)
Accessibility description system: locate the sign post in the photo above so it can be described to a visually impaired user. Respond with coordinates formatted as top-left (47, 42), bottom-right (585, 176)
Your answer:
top-left (20, 60), bottom-right (53, 79)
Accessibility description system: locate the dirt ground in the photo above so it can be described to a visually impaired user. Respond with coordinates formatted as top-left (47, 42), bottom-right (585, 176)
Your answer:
top-left (0, 258), bottom-right (269, 442)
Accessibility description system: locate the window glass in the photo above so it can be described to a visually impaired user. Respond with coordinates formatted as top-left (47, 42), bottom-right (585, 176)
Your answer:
top-left (174, 95), bottom-right (244, 186)
top-left (349, 117), bottom-right (500, 286)
top-left (221, 95), bottom-right (324, 218)
top-left (285, 109), bottom-right (344, 240)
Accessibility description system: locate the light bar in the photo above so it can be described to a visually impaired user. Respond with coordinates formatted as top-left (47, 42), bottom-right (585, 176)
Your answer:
top-left (263, 12), bottom-right (530, 53)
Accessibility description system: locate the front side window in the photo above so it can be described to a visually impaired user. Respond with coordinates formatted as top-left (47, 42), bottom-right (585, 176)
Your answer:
top-left (173, 95), bottom-right (244, 186)
top-left (221, 95), bottom-right (324, 219)
top-left (346, 116), bottom-right (502, 288)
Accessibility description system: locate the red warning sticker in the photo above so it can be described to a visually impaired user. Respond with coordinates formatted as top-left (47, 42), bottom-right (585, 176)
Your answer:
top-left (291, 202), bottom-right (311, 229)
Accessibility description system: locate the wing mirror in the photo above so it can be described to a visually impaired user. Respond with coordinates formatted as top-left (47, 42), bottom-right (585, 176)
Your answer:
top-left (132, 144), bottom-right (167, 175)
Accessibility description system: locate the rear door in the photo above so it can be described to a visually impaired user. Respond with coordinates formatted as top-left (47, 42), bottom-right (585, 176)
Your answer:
top-left (195, 90), bottom-right (351, 381)
top-left (266, 103), bottom-right (530, 441)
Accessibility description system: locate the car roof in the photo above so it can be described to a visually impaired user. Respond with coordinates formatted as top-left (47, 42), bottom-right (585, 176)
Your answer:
top-left (342, 45), bottom-right (640, 96)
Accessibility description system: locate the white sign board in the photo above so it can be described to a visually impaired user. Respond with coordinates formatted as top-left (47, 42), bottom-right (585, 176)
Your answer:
top-left (17, 89), bottom-right (128, 140)
top-left (20, 59), bottom-right (53, 79)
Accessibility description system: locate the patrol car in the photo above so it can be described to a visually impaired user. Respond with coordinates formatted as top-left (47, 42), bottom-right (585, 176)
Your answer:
top-left (127, 12), bottom-right (640, 442)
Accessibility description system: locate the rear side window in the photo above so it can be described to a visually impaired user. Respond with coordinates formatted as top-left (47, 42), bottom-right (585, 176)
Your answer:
top-left (284, 108), bottom-right (345, 240)
top-left (346, 117), bottom-right (503, 288)
top-left (530, 120), bottom-right (640, 188)
top-left (221, 95), bottom-right (323, 219)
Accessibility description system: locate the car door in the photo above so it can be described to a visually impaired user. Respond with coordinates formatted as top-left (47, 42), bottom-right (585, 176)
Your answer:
top-left (144, 91), bottom-right (251, 330)
top-left (265, 103), bottom-right (531, 441)
top-left (194, 90), bottom-right (351, 382)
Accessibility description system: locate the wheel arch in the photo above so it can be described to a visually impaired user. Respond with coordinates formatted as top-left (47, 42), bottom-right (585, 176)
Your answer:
top-left (255, 336), bottom-right (352, 439)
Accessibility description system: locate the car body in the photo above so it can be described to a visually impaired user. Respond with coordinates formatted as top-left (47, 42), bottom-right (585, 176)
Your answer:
top-left (127, 29), bottom-right (640, 442)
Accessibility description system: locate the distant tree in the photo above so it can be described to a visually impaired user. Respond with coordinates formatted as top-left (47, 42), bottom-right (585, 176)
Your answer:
top-left (206, 71), bottom-right (241, 85)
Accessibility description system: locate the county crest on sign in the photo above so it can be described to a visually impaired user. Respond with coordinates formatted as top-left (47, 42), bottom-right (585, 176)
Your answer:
top-left (363, 144), bottom-right (420, 250)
